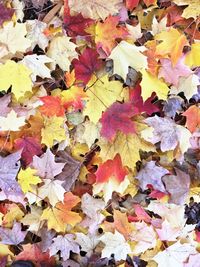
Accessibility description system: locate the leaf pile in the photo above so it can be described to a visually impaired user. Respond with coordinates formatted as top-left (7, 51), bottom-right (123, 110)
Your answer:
top-left (0, 0), bottom-right (200, 266)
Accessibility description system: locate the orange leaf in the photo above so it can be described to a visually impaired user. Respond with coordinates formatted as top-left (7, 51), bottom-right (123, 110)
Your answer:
top-left (95, 15), bottom-right (128, 56)
top-left (39, 96), bottom-right (65, 117)
top-left (183, 105), bottom-right (200, 133)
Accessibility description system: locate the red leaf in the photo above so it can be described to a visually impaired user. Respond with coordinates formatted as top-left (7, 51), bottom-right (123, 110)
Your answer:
top-left (15, 137), bottom-right (42, 165)
top-left (128, 204), bottom-right (152, 223)
top-left (129, 83), bottom-right (159, 115)
top-left (126, 0), bottom-right (140, 10)
top-left (95, 154), bottom-right (128, 183)
top-left (64, 13), bottom-right (94, 37)
top-left (39, 96), bottom-right (65, 117)
top-left (15, 244), bottom-right (55, 267)
top-left (100, 102), bottom-right (137, 141)
top-left (72, 48), bottom-right (103, 85)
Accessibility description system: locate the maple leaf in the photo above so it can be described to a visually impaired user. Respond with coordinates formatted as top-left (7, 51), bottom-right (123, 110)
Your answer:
top-left (109, 40), bottom-right (148, 81)
top-left (0, 222), bottom-right (26, 245)
top-left (0, 60), bottom-right (32, 101)
top-left (15, 244), bottom-right (55, 267)
top-left (64, 13), bottom-right (94, 37)
top-left (21, 55), bottom-right (52, 82)
top-left (68, 0), bottom-right (123, 20)
top-left (141, 115), bottom-right (191, 153)
top-left (95, 154), bottom-right (128, 184)
top-left (95, 16), bottom-right (128, 56)
top-left (14, 136), bottom-right (42, 165)
top-left (55, 150), bottom-right (81, 191)
top-left (47, 35), bottom-right (78, 71)
top-left (26, 20), bottom-right (49, 51)
top-left (75, 120), bottom-right (100, 147)
top-left (126, 0), bottom-right (139, 9)
top-left (155, 28), bottom-right (188, 66)
top-left (0, 110), bottom-right (26, 131)
top-left (38, 179), bottom-right (65, 206)
top-left (0, 3), bottom-right (14, 26)
top-left (32, 148), bottom-right (65, 179)
top-left (39, 96), bottom-right (65, 117)
top-left (129, 83), bottom-right (159, 115)
top-left (0, 94), bottom-right (11, 117)
top-left (158, 57), bottom-right (192, 87)
top-left (153, 241), bottom-right (197, 267)
top-left (100, 102), bottom-right (136, 141)
top-left (0, 151), bottom-right (25, 204)
top-left (41, 192), bottom-right (81, 232)
top-left (75, 232), bottom-right (100, 256)
top-left (185, 43), bottom-right (200, 68)
top-left (163, 168), bottom-right (190, 205)
top-left (61, 85), bottom-right (86, 111)
top-left (0, 22), bottom-right (31, 55)
top-left (113, 210), bottom-right (134, 240)
top-left (99, 231), bottom-right (132, 261)
top-left (41, 116), bottom-right (66, 147)
top-left (136, 161), bottom-right (168, 192)
top-left (183, 105), bottom-right (200, 133)
top-left (18, 167), bottom-right (41, 193)
top-left (49, 234), bottom-right (80, 261)
top-left (93, 158), bottom-right (129, 201)
top-left (173, 0), bottom-right (200, 19)
top-left (83, 75), bottom-right (124, 123)
top-left (170, 74), bottom-right (199, 100)
top-left (99, 131), bottom-right (155, 169)
top-left (72, 48), bottom-right (102, 85)
top-left (140, 69), bottom-right (169, 101)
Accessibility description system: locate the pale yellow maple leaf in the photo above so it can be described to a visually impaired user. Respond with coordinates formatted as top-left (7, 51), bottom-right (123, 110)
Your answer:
top-left (109, 41), bottom-right (148, 81)
top-left (47, 35), bottom-right (78, 71)
top-left (170, 74), bottom-right (199, 100)
top-left (83, 75), bottom-right (124, 123)
top-left (41, 116), bottom-right (66, 147)
top-left (173, 0), bottom-right (200, 19)
top-left (0, 60), bottom-right (32, 101)
top-left (21, 206), bottom-right (43, 232)
top-left (140, 69), bottom-right (169, 100)
top-left (0, 22), bottom-right (31, 55)
top-left (38, 179), bottom-right (65, 206)
top-left (18, 167), bottom-right (41, 193)
top-left (0, 110), bottom-right (26, 131)
top-left (68, 0), bottom-right (123, 20)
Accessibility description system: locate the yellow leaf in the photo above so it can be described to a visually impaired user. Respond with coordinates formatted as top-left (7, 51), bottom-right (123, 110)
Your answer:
top-left (140, 69), bottom-right (169, 100)
top-left (83, 75), bottom-right (124, 123)
top-left (41, 192), bottom-right (81, 232)
top-left (99, 131), bottom-right (155, 169)
top-left (41, 116), bottom-right (66, 147)
top-left (173, 0), bottom-right (200, 19)
top-left (0, 244), bottom-right (13, 257)
top-left (0, 60), bottom-right (32, 101)
top-left (185, 43), bottom-right (200, 68)
top-left (155, 28), bottom-right (188, 65)
top-left (3, 204), bottom-right (24, 228)
top-left (18, 167), bottom-right (41, 193)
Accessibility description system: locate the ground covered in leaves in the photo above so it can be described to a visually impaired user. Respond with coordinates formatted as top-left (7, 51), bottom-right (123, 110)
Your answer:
top-left (0, 0), bottom-right (200, 266)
